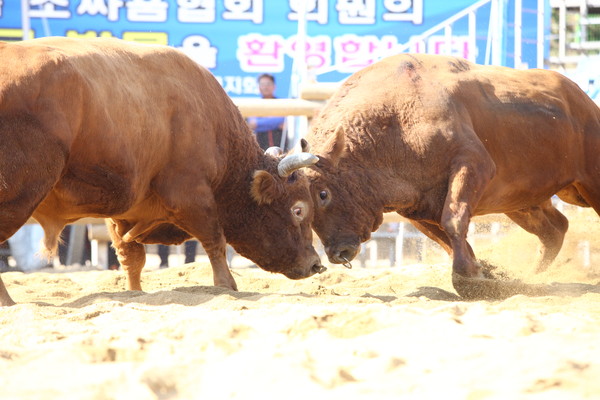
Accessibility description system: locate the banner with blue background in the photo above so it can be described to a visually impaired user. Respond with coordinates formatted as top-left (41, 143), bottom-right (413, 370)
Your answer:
top-left (0, 0), bottom-right (548, 98)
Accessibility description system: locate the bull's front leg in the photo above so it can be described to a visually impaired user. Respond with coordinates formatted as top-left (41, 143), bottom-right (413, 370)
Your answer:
top-left (170, 189), bottom-right (238, 291)
top-left (441, 157), bottom-right (495, 279)
top-left (201, 234), bottom-right (237, 291)
top-left (410, 219), bottom-right (458, 255)
top-left (182, 226), bottom-right (237, 291)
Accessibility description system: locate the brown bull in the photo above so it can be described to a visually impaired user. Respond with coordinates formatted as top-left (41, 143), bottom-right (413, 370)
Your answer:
top-left (303, 53), bottom-right (600, 298)
top-left (0, 37), bottom-right (324, 306)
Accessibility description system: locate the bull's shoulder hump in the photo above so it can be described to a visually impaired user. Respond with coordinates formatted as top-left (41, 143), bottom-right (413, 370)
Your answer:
top-left (0, 37), bottom-right (120, 79)
top-left (0, 40), bottom-right (80, 94)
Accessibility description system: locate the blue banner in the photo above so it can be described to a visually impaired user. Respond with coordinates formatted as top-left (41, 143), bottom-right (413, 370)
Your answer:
top-left (0, 0), bottom-right (547, 98)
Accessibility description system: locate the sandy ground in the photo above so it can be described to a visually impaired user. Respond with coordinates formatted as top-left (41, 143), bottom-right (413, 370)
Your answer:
top-left (1, 209), bottom-right (600, 399)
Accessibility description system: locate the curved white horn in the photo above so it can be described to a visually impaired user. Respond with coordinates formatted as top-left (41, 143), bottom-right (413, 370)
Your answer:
top-left (277, 153), bottom-right (319, 177)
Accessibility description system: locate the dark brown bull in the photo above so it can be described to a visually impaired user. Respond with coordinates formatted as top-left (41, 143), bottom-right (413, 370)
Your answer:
top-left (303, 53), bottom-right (600, 298)
top-left (0, 37), bottom-right (324, 306)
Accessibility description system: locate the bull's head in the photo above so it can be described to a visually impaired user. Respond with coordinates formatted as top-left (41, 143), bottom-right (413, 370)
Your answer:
top-left (303, 127), bottom-right (384, 266)
top-left (223, 148), bottom-right (326, 280)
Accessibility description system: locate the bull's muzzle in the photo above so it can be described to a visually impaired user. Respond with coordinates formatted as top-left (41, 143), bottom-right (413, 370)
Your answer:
top-left (282, 256), bottom-right (327, 280)
top-left (325, 243), bottom-right (360, 265)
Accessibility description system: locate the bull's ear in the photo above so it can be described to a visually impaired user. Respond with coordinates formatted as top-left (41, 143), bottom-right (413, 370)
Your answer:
top-left (300, 138), bottom-right (311, 153)
top-left (324, 126), bottom-right (346, 167)
top-left (251, 170), bottom-right (284, 205)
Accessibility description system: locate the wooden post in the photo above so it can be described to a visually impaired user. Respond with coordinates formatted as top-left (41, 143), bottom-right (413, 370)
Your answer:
top-left (232, 98), bottom-right (325, 118)
top-left (299, 82), bottom-right (341, 100)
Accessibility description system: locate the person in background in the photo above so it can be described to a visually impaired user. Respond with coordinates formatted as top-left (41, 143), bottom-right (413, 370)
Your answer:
top-left (246, 73), bottom-right (286, 150)
top-left (0, 242), bottom-right (9, 272)
top-left (7, 224), bottom-right (49, 272)
top-left (587, 78), bottom-right (599, 102)
top-left (158, 241), bottom-right (198, 268)
top-left (58, 225), bottom-right (120, 270)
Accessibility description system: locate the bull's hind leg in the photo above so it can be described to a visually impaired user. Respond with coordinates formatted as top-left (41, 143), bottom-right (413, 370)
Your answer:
top-left (574, 181), bottom-right (600, 226)
top-left (107, 220), bottom-right (146, 291)
top-left (0, 115), bottom-right (67, 239)
top-left (505, 199), bottom-right (569, 273)
top-left (0, 114), bottom-right (67, 305)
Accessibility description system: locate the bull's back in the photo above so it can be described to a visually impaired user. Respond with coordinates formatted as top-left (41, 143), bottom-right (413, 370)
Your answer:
top-left (0, 37), bottom-right (247, 218)
top-left (311, 53), bottom-right (600, 211)
top-left (32, 41), bottom-right (205, 134)
top-left (399, 55), bottom-right (600, 208)
top-left (2, 38), bottom-right (240, 186)
top-left (452, 60), bottom-right (599, 182)
top-left (328, 53), bottom-right (598, 163)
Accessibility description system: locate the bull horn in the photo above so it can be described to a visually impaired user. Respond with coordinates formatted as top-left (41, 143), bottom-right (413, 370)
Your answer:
top-left (264, 146), bottom-right (284, 157)
top-left (277, 153), bottom-right (319, 177)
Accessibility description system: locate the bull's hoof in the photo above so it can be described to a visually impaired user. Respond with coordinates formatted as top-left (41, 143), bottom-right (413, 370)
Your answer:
top-left (452, 272), bottom-right (550, 300)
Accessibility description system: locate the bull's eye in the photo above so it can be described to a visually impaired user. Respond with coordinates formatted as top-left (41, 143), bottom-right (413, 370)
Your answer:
top-left (287, 171), bottom-right (298, 183)
top-left (318, 189), bottom-right (330, 207)
top-left (291, 201), bottom-right (307, 222)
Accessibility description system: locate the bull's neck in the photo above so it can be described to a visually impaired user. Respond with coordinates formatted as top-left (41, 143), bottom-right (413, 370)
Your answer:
top-left (357, 164), bottom-right (389, 221)
top-left (211, 127), bottom-right (266, 235)
top-left (216, 134), bottom-right (264, 197)
top-left (362, 161), bottom-right (433, 220)
top-left (338, 154), bottom-right (418, 219)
